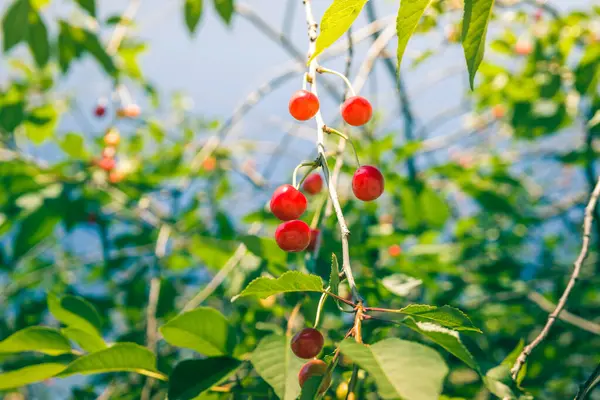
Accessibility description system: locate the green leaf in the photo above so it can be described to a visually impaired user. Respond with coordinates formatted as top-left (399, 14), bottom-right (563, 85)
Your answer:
top-left (0, 326), bottom-right (72, 355)
top-left (419, 187), bottom-right (450, 228)
top-left (396, 0), bottom-right (433, 71)
top-left (62, 327), bottom-right (107, 353)
top-left (189, 236), bottom-right (239, 270)
top-left (251, 334), bottom-right (304, 400)
top-left (483, 364), bottom-right (519, 399)
top-left (461, 0), bottom-right (495, 89)
top-left (26, 9), bottom-right (50, 67)
top-left (309, 0), bottom-right (368, 63)
top-left (58, 22), bottom-right (79, 73)
top-left (76, 0), bottom-right (95, 16)
top-left (240, 235), bottom-right (286, 267)
top-left (2, 0), bottom-right (30, 52)
top-left (59, 132), bottom-right (86, 158)
top-left (232, 271), bottom-right (324, 301)
top-left (299, 375), bottom-right (326, 400)
top-left (48, 293), bottom-right (103, 336)
top-left (213, 0), bottom-right (233, 25)
top-left (13, 204), bottom-right (61, 261)
top-left (81, 29), bottom-right (117, 77)
top-left (184, 0), bottom-right (203, 33)
top-left (160, 307), bottom-right (236, 356)
top-left (0, 98), bottom-right (25, 132)
top-left (402, 318), bottom-right (480, 372)
top-left (24, 103), bottom-right (58, 144)
top-left (168, 357), bottom-right (242, 400)
top-left (339, 338), bottom-right (448, 400)
top-left (329, 253), bottom-right (340, 296)
top-left (58, 343), bottom-right (167, 380)
top-left (395, 304), bottom-right (481, 332)
top-left (0, 363), bottom-right (67, 390)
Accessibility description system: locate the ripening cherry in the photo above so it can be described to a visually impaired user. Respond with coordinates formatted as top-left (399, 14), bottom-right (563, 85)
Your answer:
top-left (336, 381), bottom-right (349, 400)
top-left (388, 244), bottom-right (402, 257)
top-left (491, 104), bottom-right (506, 119)
top-left (515, 39), bottom-right (533, 56)
top-left (117, 104), bottom-right (141, 118)
top-left (270, 184), bottom-right (307, 221)
top-left (102, 146), bottom-right (116, 159)
top-left (352, 165), bottom-right (384, 201)
top-left (534, 8), bottom-right (543, 21)
top-left (289, 90), bottom-right (320, 121)
top-left (298, 360), bottom-right (331, 394)
top-left (109, 170), bottom-right (124, 184)
top-left (96, 157), bottom-right (116, 171)
top-left (291, 328), bottom-right (324, 359)
top-left (104, 128), bottom-right (120, 146)
top-left (341, 96), bottom-right (372, 126)
top-left (307, 228), bottom-right (320, 252)
top-left (203, 156), bottom-right (217, 171)
top-left (302, 173), bottom-right (323, 195)
top-left (275, 220), bottom-right (311, 252)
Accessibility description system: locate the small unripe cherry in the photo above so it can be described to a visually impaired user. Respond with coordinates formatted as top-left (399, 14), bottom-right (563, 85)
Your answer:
top-left (289, 90), bottom-right (320, 121)
top-left (336, 381), bottom-right (349, 400)
top-left (102, 146), bottom-right (117, 159)
top-left (352, 165), bottom-right (384, 201)
top-left (341, 96), bottom-right (372, 126)
top-left (298, 360), bottom-right (331, 394)
top-left (96, 157), bottom-right (116, 171)
top-left (117, 104), bottom-right (141, 118)
top-left (275, 220), bottom-right (311, 252)
top-left (270, 184), bottom-right (307, 221)
top-left (302, 174), bottom-right (323, 195)
top-left (202, 156), bottom-right (217, 171)
top-left (104, 128), bottom-right (120, 146)
top-left (291, 328), bottom-right (324, 359)
top-left (307, 228), bottom-right (320, 252)
top-left (388, 244), bottom-right (402, 257)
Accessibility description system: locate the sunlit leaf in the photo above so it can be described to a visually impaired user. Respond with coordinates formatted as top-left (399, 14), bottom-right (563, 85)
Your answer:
top-left (396, 0), bottom-right (433, 71)
top-left (48, 293), bottom-right (103, 336)
top-left (0, 326), bottom-right (72, 356)
top-left (184, 0), bottom-right (203, 34)
top-left (232, 271), bottom-right (323, 301)
top-left (462, 0), bottom-right (495, 89)
top-left (213, 0), bottom-right (234, 25)
top-left (0, 363), bottom-right (67, 390)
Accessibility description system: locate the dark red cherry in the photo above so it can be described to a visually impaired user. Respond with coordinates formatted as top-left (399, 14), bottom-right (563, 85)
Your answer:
top-left (291, 328), bottom-right (324, 359)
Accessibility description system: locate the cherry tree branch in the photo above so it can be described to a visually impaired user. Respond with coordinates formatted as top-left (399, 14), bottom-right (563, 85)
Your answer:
top-left (302, 0), bottom-right (361, 302)
top-left (511, 177), bottom-right (600, 379)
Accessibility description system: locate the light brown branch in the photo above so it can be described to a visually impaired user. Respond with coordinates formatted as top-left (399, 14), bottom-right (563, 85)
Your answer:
top-left (511, 177), bottom-right (600, 379)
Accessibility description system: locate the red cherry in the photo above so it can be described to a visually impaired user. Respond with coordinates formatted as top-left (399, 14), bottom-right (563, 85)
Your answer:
top-left (270, 184), bottom-right (307, 221)
top-left (352, 165), bottom-right (384, 201)
top-left (94, 105), bottom-right (106, 117)
top-left (307, 228), bottom-right (320, 252)
top-left (96, 157), bottom-right (116, 171)
top-left (289, 90), bottom-right (320, 121)
top-left (302, 174), bottom-right (323, 195)
top-left (291, 328), bottom-right (324, 359)
top-left (341, 96), bottom-right (372, 126)
top-left (275, 220), bottom-right (311, 252)
top-left (298, 359), bottom-right (331, 394)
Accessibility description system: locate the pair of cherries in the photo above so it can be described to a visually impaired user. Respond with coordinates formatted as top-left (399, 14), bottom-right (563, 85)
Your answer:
top-left (289, 90), bottom-right (373, 127)
top-left (271, 174), bottom-right (323, 252)
top-left (291, 328), bottom-right (331, 394)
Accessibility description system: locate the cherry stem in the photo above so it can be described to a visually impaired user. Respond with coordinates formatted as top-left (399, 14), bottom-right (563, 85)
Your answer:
top-left (317, 66), bottom-right (357, 97)
top-left (292, 161), bottom-right (316, 188)
top-left (323, 291), bottom-right (356, 307)
top-left (323, 125), bottom-right (361, 168)
top-left (302, 72), bottom-right (309, 91)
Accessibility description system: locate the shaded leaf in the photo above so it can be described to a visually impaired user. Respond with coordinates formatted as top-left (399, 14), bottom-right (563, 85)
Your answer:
top-left (240, 235), bottom-right (286, 267)
top-left (0, 363), bottom-right (67, 390)
top-left (309, 0), bottom-right (368, 63)
top-left (232, 271), bottom-right (323, 301)
top-left (213, 0), bottom-right (233, 25)
top-left (76, 0), bottom-right (95, 16)
top-left (2, 0), bottom-right (30, 52)
top-left (339, 338), bottom-right (448, 400)
top-left (250, 334), bottom-right (304, 400)
top-left (168, 357), bottom-right (242, 400)
top-left (58, 343), bottom-right (167, 380)
top-left (26, 9), bottom-right (50, 67)
top-left (0, 326), bottom-right (72, 356)
top-left (48, 293), bottom-right (103, 336)
top-left (329, 253), bottom-right (340, 296)
top-left (13, 204), bottom-right (60, 261)
top-left (160, 307), bottom-right (236, 356)
top-left (395, 304), bottom-right (481, 332)
top-left (396, 0), bottom-right (433, 71)
top-left (462, 0), bottom-right (495, 89)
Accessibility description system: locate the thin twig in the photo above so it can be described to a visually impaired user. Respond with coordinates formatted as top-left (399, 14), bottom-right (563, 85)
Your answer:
top-left (511, 177), bottom-right (600, 379)
top-left (526, 292), bottom-right (600, 335)
top-left (141, 276), bottom-right (161, 400)
top-left (303, 0), bottom-right (362, 303)
top-left (106, 0), bottom-right (142, 55)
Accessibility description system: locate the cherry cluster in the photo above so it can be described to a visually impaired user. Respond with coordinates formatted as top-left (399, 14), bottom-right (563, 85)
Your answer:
top-left (270, 89), bottom-right (385, 253)
top-left (291, 328), bottom-right (331, 394)
top-left (92, 100), bottom-right (142, 184)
